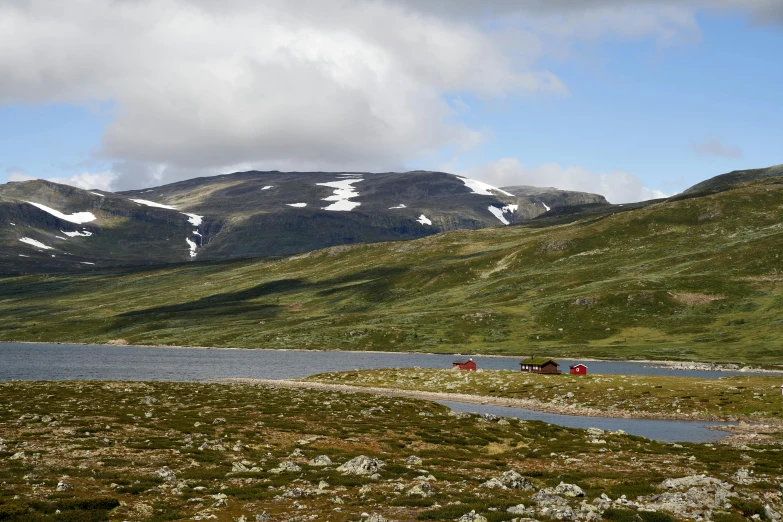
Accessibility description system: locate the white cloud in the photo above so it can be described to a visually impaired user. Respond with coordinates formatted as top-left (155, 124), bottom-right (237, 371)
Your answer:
top-left (6, 171), bottom-right (116, 191)
top-left (0, 0), bottom-right (567, 188)
top-left (691, 138), bottom-right (743, 159)
top-left (0, 0), bottom-right (778, 190)
top-left (465, 158), bottom-right (667, 204)
top-left (8, 173), bottom-right (37, 183)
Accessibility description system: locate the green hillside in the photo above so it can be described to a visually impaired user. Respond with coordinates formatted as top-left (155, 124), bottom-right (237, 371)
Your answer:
top-left (1, 176), bottom-right (781, 363)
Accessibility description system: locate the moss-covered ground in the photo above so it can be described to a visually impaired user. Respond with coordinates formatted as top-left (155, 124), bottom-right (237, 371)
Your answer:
top-left (1, 381), bottom-right (782, 521)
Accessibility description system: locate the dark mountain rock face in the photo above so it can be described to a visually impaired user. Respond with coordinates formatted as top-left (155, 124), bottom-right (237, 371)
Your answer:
top-left (1, 170), bottom-right (606, 273)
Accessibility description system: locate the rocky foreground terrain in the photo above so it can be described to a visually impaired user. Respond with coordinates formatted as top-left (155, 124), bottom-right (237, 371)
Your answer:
top-left (0, 381), bottom-right (781, 521)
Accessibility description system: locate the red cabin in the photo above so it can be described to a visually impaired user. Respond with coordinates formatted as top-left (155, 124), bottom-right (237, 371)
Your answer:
top-left (569, 364), bottom-right (588, 375)
top-left (520, 358), bottom-right (561, 374)
top-left (452, 359), bottom-right (477, 371)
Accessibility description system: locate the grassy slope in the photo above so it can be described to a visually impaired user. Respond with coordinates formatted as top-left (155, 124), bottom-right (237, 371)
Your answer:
top-left (305, 369), bottom-right (783, 422)
top-left (0, 177), bottom-right (782, 363)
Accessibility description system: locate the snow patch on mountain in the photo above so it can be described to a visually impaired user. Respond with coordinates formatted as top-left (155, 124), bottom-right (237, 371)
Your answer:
top-left (61, 230), bottom-right (92, 237)
top-left (317, 178), bottom-right (363, 211)
top-left (417, 214), bottom-right (432, 225)
top-left (262, 186), bottom-right (272, 190)
top-left (502, 204), bottom-right (518, 214)
top-left (20, 237), bottom-right (53, 250)
top-left (89, 192), bottom-right (105, 197)
top-left (186, 237), bottom-right (198, 258)
top-left (26, 202), bottom-right (96, 224)
top-left (182, 213), bottom-right (203, 226)
top-left (389, 204), bottom-right (407, 209)
top-left (80, 262), bottom-right (95, 265)
top-left (488, 206), bottom-right (510, 225)
top-left (459, 177), bottom-right (514, 197)
top-left (541, 201), bottom-right (551, 211)
top-left (130, 198), bottom-right (178, 210)
top-left (287, 203), bottom-right (307, 208)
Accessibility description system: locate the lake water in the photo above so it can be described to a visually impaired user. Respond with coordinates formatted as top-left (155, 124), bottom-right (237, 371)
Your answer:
top-left (439, 401), bottom-right (733, 443)
top-left (0, 342), bottom-right (766, 381)
top-left (0, 342), bottom-right (745, 442)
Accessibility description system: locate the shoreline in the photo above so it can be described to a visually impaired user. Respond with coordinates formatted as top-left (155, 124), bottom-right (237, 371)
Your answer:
top-left (3, 340), bottom-right (782, 373)
top-left (214, 377), bottom-right (783, 427)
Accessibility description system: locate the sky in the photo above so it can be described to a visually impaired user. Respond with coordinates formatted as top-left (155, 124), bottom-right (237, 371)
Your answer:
top-left (0, 0), bottom-right (781, 203)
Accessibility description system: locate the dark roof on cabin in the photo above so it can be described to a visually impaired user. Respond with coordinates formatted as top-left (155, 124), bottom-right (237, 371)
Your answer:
top-left (520, 358), bottom-right (559, 365)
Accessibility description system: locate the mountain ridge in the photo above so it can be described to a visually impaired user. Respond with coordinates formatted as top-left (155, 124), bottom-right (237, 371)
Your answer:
top-left (0, 170), bottom-right (605, 273)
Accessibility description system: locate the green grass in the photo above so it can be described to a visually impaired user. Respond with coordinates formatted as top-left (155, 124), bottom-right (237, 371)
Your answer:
top-left (1, 177), bottom-right (783, 363)
top-left (305, 368), bottom-right (783, 421)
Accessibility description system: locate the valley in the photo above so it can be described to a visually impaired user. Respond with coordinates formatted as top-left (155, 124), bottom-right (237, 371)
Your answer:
top-left (1, 170), bottom-right (781, 363)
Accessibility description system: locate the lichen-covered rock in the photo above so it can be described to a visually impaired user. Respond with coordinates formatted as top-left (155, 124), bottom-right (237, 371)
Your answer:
top-left (408, 482), bottom-right (432, 497)
top-left (551, 482), bottom-right (585, 497)
top-left (231, 461), bottom-right (250, 473)
top-left (457, 510), bottom-right (487, 522)
top-left (732, 468), bottom-right (755, 485)
top-left (336, 455), bottom-right (385, 476)
top-left (155, 467), bottom-right (177, 483)
top-left (405, 455), bottom-right (423, 466)
top-left (659, 475), bottom-right (721, 490)
top-left (308, 455), bottom-right (332, 467)
top-left (269, 461), bottom-right (301, 474)
top-left (55, 481), bottom-right (72, 492)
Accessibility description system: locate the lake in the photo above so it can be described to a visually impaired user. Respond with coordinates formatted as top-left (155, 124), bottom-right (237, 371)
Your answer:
top-left (0, 342), bottom-right (765, 381)
top-left (0, 342), bottom-right (746, 442)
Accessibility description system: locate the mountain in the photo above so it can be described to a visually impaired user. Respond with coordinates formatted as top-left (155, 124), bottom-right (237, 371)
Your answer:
top-left (682, 164), bottom-right (783, 195)
top-left (1, 171), bottom-right (781, 363)
top-left (0, 170), bottom-right (601, 273)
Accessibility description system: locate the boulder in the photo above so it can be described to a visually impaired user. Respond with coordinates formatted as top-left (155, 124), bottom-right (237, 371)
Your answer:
top-left (457, 510), bottom-right (488, 522)
top-left (408, 482), bottom-right (432, 497)
top-left (336, 455), bottom-right (385, 476)
top-left (155, 467), bottom-right (177, 483)
top-left (501, 470), bottom-right (536, 491)
top-left (269, 461), bottom-right (301, 474)
top-left (550, 482), bottom-right (585, 497)
top-left (308, 455), bottom-right (333, 467)
top-left (405, 455), bottom-right (423, 466)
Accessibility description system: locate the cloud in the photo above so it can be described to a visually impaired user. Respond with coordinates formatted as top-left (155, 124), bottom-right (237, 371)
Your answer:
top-left (0, 0), bottom-right (567, 189)
top-left (8, 173), bottom-right (37, 183)
top-left (465, 158), bottom-right (667, 204)
top-left (0, 0), bottom-right (778, 190)
top-left (691, 138), bottom-right (743, 159)
top-left (6, 171), bottom-right (116, 191)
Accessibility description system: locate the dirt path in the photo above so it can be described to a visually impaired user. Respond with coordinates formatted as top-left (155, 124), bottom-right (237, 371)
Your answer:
top-left (214, 377), bottom-right (731, 422)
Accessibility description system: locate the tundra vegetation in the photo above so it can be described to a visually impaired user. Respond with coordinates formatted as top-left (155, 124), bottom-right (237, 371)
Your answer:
top-left (305, 369), bottom-right (783, 422)
top-left (1, 381), bottom-right (782, 521)
top-left (1, 177), bottom-right (782, 363)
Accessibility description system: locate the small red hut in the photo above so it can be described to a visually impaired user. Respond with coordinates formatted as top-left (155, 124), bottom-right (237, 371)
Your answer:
top-left (520, 358), bottom-right (561, 374)
top-left (569, 364), bottom-right (588, 375)
top-left (452, 358), bottom-right (477, 371)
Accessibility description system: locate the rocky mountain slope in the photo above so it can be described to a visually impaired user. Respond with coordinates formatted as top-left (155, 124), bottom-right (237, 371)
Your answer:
top-left (1, 171), bottom-right (781, 362)
top-left (0, 170), bottom-right (604, 273)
